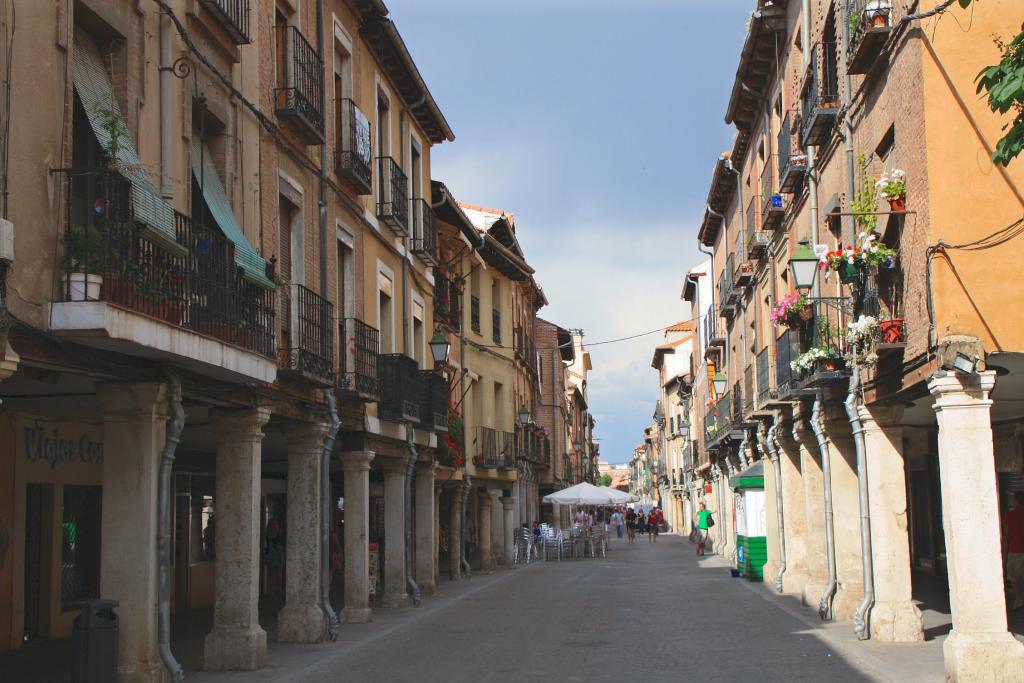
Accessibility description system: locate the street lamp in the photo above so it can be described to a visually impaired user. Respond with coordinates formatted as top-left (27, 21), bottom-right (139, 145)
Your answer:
top-left (712, 371), bottom-right (728, 396)
top-left (429, 328), bottom-right (451, 366)
top-left (789, 239), bottom-right (820, 291)
top-left (517, 404), bottom-right (530, 425)
top-left (653, 402), bottom-right (664, 425)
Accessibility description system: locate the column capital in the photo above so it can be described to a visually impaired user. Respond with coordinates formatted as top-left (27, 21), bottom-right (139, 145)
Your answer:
top-left (858, 403), bottom-right (905, 431)
top-left (416, 460), bottom-right (438, 477)
top-left (213, 407), bottom-right (272, 444)
top-left (501, 496), bottom-right (516, 511)
top-left (284, 421), bottom-right (331, 450)
top-left (928, 370), bottom-right (996, 406)
top-left (380, 457), bottom-right (409, 476)
top-left (339, 450), bottom-right (375, 472)
top-left (96, 382), bottom-right (168, 422)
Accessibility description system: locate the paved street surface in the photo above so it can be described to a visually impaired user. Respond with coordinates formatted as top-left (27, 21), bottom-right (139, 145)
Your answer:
top-left (180, 535), bottom-right (943, 683)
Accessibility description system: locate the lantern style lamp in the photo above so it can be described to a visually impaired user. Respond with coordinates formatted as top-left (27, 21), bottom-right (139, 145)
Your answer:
top-left (429, 329), bottom-right (451, 366)
top-left (653, 402), bottom-right (665, 426)
top-left (712, 371), bottom-right (728, 396)
top-left (517, 404), bottom-right (530, 425)
top-left (951, 352), bottom-right (978, 376)
top-left (789, 239), bottom-right (820, 291)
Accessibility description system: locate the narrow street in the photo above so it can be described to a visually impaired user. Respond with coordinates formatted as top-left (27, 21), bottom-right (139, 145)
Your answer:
top-left (180, 536), bottom-right (941, 683)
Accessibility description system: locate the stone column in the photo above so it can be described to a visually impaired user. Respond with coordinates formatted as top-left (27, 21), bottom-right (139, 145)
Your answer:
top-left (502, 497), bottom-right (516, 566)
top-left (858, 405), bottom-right (923, 642)
top-left (478, 490), bottom-right (494, 573)
top-left (340, 450), bottom-right (374, 623)
top-left (794, 417), bottom-right (827, 609)
top-left (203, 407), bottom-right (272, 671)
top-left (96, 382), bottom-right (166, 683)
top-left (381, 460), bottom-right (408, 608)
top-left (415, 461), bottom-right (437, 596)
top-left (775, 418), bottom-right (809, 596)
top-left (433, 484), bottom-right (441, 587)
top-left (489, 490), bottom-right (503, 565)
top-left (929, 371), bottom-right (1024, 681)
top-left (449, 487), bottom-right (463, 580)
top-left (277, 422), bottom-right (330, 643)
top-left (825, 418), bottom-right (865, 622)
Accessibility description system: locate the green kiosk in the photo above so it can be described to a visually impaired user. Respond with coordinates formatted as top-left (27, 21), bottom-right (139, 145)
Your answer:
top-left (730, 461), bottom-right (767, 582)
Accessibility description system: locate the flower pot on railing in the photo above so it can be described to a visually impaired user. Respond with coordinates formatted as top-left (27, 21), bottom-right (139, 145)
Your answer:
top-left (62, 273), bottom-right (103, 301)
top-left (839, 261), bottom-right (861, 284)
top-left (822, 357), bottom-right (845, 372)
top-left (879, 318), bottom-right (905, 344)
top-left (887, 195), bottom-right (906, 212)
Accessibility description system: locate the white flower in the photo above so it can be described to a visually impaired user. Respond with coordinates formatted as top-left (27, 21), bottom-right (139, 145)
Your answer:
top-left (880, 191), bottom-right (889, 199)
top-left (891, 169), bottom-right (905, 179)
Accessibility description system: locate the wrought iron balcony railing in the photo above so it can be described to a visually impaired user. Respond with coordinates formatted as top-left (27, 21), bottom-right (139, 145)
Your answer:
top-left (282, 284), bottom-right (334, 386)
top-left (338, 317), bottom-right (380, 401)
top-left (747, 230), bottom-right (771, 259)
top-left (755, 346), bottom-right (774, 407)
top-left (470, 294), bottom-right (481, 333)
top-left (847, 0), bottom-right (892, 75)
top-left (473, 426), bottom-right (516, 469)
top-left (761, 156), bottom-right (786, 231)
top-left (58, 170), bottom-right (275, 357)
top-left (778, 111), bottom-right (807, 192)
top-left (775, 328), bottom-right (801, 398)
top-left (378, 353), bottom-right (423, 423)
top-left (793, 297), bottom-right (852, 388)
top-left (417, 371), bottom-right (448, 432)
top-left (434, 274), bottom-right (462, 332)
top-left (333, 98), bottom-right (372, 195)
top-left (199, 0), bottom-right (251, 44)
top-left (376, 157), bottom-right (409, 235)
top-left (743, 364), bottom-right (754, 415)
top-left (411, 199), bottom-right (438, 266)
top-left (800, 42), bottom-right (840, 147)
top-left (273, 25), bottom-right (325, 144)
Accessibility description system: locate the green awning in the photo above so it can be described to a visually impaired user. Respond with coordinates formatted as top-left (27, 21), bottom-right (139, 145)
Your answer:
top-left (72, 32), bottom-right (184, 256)
top-left (730, 460), bottom-right (765, 490)
top-left (190, 138), bottom-right (274, 290)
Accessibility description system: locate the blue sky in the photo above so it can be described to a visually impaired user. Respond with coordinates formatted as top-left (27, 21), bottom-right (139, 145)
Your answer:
top-left (387, 0), bottom-right (751, 463)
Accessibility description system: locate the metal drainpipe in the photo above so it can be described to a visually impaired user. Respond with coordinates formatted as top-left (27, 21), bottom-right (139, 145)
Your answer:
top-left (715, 463), bottom-right (727, 556)
top-left (763, 419), bottom-right (787, 594)
top-left (847, 363), bottom-right (874, 640)
top-left (321, 391), bottom-right (341, 639)
top-left (403, 427), bottom-right (422, 606)
top-left (158, 372), bottom-right (185, 682)
top-left (159, 11), bottom-right (173, 201)
top-left (800, 0), bottom-right (821, 300)
top-left (460, 475), bottom-right (472, 578)
top-left (810, 392), bottom-right (837, 620)
top-left (316, 0), bottom-right (328, 298)
top-left (840, 0), bottom-right (857, 247)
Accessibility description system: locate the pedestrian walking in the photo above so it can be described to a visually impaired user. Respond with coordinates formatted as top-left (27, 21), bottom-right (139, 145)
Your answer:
top-left (626, 508), bottom-right (637, 543)
top-left (647, 509), bottom-right (658, 542)
top-left (1002, 491), bottom-right (1024, 609)
top-left (612, 508), bottom-right (625, 538)
top-left (695, 501), bottom-right (714, 556)
top-left (656, 508), bottom-right (665, 536)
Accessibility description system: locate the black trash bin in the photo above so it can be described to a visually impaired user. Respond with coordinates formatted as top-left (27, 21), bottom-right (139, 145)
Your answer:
top-left (71, 599), bottom-right (118, 683)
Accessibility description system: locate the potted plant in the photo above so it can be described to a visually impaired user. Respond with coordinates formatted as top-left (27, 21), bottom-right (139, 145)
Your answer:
top-left (791, 345), bottom-right (841, 376)
top-left (61, 225), bottom-right (107, 301)
top-left (865, 0), bottom-right (892, 28)
top-left (770, 293), bottom-right (812, 328)
top-left (820, 232), bottom-right (898, 284)
top-left (878, 310), bottom-right (905, 344)
top-left (877, 168), bottom-right (907, 212)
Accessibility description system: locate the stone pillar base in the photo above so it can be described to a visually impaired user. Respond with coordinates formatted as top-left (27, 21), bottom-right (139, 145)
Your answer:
top-left (943, 631), bottom-right (1024, 682)
top-left (276, 604), bottom-right (325, 643)
top-left (801, 580), bottom-right (826, 609)
top-left (342, 607), bottom-right (373, 624)
top-left (203, 626), bottom-right (267, 671)
top-left (832, 582), bottom-right (864, 622)
top-left (779, 569), bottom-right (808, 597)
top-left (419, 581), bottom-right (437, 597)
top-left (382, 592), bottom-right (409, 609)
top-left (870, 599), bottom-right (924, 642)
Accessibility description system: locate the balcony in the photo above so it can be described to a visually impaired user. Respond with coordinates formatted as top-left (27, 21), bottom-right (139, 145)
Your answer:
top-left (51, 171), bottom-right (277, 382)
top-left (333, 98), bottom-right (373, 195)
top-left (376, 157), bottom-right (409, 235)
top-left (800, 42), bottom-right (840, 148)
top-left (410, 199), bottom-right (438, 266)
top-left (273, 25), bottom-right (325, 145)
top-left (473, 427), bottom-right (516, 469)
top-left (858, 286), bottom-right (908, 354)
top-left (704, 306), bottom-right (726, 352)
top-left (378, 353), bottom-right (423, 423)
top-left (338, 318), bottom-right (380, 401)
top-left (199, 0), bottom-right (251, 44)
top-left (775, 328), bottom-right (802, 399)
top-left (748, 230), bottom-right (770, 259)
top-left (417, 371), bottom-right (448, 432)
top-left (434, 273), bottom-right (462, 332)
top-left (470, 295), bottom-right (481, 333)
top-left (778, 111), bottom-right (807, 193)
top-left (733, 260), bottom-right (754, 288)
top-left (847, 0), bottom-right (892, 75)
top-left (794, 297), bottom-right (852, 389)
top-left (755, 346), bottom-right (776, 408)
top-left (743, 365), bottom-right (754, 416)
top-left (281, 284), bottom-right (334, 386)
top-left (761, 156), bottom-right (787, 231)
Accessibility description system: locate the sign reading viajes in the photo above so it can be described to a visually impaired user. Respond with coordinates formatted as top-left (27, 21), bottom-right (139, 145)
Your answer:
top-left (23, 421), bottom-right (104, 470)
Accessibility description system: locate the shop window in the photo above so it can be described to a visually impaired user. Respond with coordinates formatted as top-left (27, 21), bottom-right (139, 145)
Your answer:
top-left (61, 485), bottom-right (102, 611)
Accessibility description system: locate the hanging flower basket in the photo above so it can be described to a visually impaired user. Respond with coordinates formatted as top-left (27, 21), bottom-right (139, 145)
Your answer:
top-left (839, 261), bottom-right (861, 284)
top-left (879, 318), bottom-right (905, 344)
top-left (798, 306), bottom-right (814, 322)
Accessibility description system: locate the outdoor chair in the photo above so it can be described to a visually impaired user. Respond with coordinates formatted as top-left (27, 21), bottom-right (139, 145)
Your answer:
top-left (540, 526), bottom-right (562, 561)
top-left (513, 526), bottom-right (534, 565)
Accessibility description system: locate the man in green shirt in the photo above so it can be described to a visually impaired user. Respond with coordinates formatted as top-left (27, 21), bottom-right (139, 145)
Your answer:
top-left (695, 502), bottom-right (714, 556)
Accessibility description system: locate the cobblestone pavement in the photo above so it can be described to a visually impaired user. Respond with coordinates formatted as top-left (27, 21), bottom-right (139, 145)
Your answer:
top-left (183, 534), bottom-right (943, 683)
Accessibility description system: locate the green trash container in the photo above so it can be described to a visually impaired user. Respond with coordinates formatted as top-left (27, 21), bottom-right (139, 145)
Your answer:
top-left (71, 598), bottom-right (118, 683)
top-left (731, 462), bottom-right (767, 582)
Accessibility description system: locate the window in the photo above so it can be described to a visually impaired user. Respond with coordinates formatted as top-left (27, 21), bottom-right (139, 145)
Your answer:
top-left (491, 280), bottom-right (501, 344)
top-left (376, 90), bottom-right (390, 158)
top-left (470, 267), bottom-right (481, 334)
top-left (412, 299), bottom-right (424, 366)
top-left (378, 268), bottom-right (394, 353)
top-left (61, 486), bottom-right (102, 610)
top-left (410, 137), bottom-right (422, 200)
top-left (493, 381), bottom-right (504, 428)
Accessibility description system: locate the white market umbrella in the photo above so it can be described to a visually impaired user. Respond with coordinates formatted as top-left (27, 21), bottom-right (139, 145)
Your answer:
top-left (543, 482), bottom-right (626, 506)
top-left (598, 486), bottom-right (639, 504)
